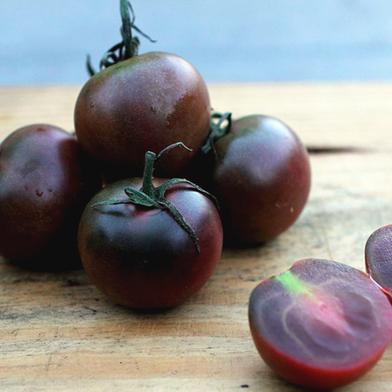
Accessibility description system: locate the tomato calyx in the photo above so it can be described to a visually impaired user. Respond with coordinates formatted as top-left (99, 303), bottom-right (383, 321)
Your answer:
top-left (93, 143), bottom-right (217, 254)
top-left (87, 0), bottom-right (156, 76)
top-left (201, 112), bottom-right (232, 155)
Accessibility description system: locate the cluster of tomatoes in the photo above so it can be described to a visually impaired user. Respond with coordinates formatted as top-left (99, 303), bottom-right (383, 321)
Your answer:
top-left (0, 1), bottom-right (311, 307)
top-left (6, 1), bottom-right (392, 390)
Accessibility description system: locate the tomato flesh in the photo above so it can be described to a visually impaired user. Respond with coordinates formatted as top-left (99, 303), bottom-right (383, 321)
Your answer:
top-left (249, 259), bottom-right (392, 390)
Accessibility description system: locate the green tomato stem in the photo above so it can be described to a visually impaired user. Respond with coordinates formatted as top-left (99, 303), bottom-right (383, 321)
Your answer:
top-left (201, 112), bottom-right (233, 155)
top-left (120, 0), bottom-right (134, 59)
top-left (93, 143), bottom-right (218, 254)
top-left (86, 0), bottom-right (156, 76)
top-left (141, 151), bottom-right (157, 196)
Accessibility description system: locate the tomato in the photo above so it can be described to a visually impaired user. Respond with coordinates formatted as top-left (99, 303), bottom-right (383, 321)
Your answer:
top-left (78, 144), bottom-right (223, 309)
top-left (209, 114), bottom-right (311, 244)
top-left (249, 259), bottom-right (392, 390)
top-left (75, 1), bottom-right (210, 177)
top-left (365, 225), bottom-right (392, 302)
top-left (0, 124), bottom-right (100, 270)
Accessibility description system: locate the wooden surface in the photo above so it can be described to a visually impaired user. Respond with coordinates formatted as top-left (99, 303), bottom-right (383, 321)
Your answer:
top-left (1, 84), bottom-right (392, 391)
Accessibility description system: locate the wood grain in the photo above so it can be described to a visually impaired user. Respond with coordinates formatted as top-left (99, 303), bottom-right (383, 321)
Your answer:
top-left (1, 84), bottom-right (392, 391)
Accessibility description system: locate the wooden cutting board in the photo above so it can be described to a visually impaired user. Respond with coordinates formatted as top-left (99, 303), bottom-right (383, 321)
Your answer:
top-left (1, 84), bottom-right (392, 391)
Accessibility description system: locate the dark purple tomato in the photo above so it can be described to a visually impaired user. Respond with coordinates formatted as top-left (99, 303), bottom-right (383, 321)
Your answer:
top-left (249, 259), bottom-right (392, 390)
top-left (212, 115), bottom-right (311, 244)
top-left (366, 225), bottom-right (392, 301)
top-left (78, 178), bottom-right (223, 309)
top-left (74, 52), bottom-right (211, 177)
top-left (0, 124), bottom-right (100, 270)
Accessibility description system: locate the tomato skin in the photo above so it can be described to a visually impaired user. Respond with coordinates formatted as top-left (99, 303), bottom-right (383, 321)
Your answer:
top-left (250, 325), bottom-right (385, 391)
top-left (365, 225), bottom-right (392, 303)
top-left (0, 124), bottom-right (100, 269)
top-left (78, 179), bottom-right (223, 309)
top-left (212, 115), bottom-right (311, 244)
top-left (74, 52), bottom-right (211, 177)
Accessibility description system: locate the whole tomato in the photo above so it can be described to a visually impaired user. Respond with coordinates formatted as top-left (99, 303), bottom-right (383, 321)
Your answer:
top-left (75, 0), bottom-right (210, 177)
top-left (196, 113), bottom-right (311, 245)
top-left (0, 124), bottom-right (100, 270)
top-left (78, 144), bottom-right (223, 309)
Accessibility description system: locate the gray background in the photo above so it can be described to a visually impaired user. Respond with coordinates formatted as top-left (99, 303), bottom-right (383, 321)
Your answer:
top-left (1, 0), bottom-right (392, 84)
